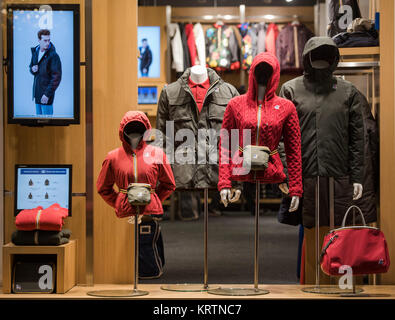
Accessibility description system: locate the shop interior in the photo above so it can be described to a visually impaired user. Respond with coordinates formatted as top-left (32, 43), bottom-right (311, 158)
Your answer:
top-left (1, 0), bottom-right (395, 299)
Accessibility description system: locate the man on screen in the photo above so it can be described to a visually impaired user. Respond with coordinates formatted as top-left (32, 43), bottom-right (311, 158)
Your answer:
top-left (138, 38), bottom-right (152, 77)
top-left (29, 29), bottom-right (62, 116)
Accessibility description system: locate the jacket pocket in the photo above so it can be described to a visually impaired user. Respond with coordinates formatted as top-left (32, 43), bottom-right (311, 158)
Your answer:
top-left (115, 192), bottom-right (135, 218)
top-left (264, 154), bottom-right (286, 182)
top-left (174, 116), bottom-right (195, 132)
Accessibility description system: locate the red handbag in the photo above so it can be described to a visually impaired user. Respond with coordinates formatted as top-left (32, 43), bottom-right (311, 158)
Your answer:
top-left (320, 205), bottom-right (390, 276)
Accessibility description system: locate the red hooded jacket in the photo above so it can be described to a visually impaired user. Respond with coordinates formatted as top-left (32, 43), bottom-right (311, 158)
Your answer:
top-left (97, 111), bottom-right (176, 218)
top-left (218, 52), bottom-right (303, 197)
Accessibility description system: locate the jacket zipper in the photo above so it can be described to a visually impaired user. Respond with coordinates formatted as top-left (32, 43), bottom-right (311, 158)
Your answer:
top-left (256, 103), bottom-right (262, 146)
top-left (132, 153), bottom-right (140, 215)
top-left (185, 78), bottom-right (220, 119)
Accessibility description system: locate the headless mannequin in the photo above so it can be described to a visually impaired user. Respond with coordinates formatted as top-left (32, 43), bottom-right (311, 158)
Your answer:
top-left (190, 65), bottom-right (208, 83)
top-left (278, 47), bottom-right (363, 201)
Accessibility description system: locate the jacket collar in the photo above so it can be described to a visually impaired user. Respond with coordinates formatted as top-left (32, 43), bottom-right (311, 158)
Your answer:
top-left (178, 67), bottom-right (222, 96)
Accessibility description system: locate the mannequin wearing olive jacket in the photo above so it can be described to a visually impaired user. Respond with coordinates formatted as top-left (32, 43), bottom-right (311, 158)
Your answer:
top-left (279, 37), bottom-right (366, 227)
top-left (156, 67), bottom-right (239, 190)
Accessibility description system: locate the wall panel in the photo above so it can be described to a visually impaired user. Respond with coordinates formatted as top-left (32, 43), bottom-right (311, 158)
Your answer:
top-left (2, 0), bottom-right (86, 284)
top-left (92, 0), bottom-right (138, 284)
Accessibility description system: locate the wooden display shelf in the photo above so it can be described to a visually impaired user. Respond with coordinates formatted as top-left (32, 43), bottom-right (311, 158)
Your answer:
top-left (339, 46), bottom-right (380, 56)
top-left (2, 240), bottom-right (77, 294)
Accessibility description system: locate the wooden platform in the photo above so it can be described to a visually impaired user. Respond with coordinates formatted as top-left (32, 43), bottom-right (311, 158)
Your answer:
top-left (0, 284), bottom-right (394, 300)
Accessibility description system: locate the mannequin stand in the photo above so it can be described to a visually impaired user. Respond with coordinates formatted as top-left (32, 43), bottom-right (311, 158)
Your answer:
top-left (302, 177), bottom-right (363, 295)
top-left (161, 188), bottom-right (219, 292)
top-left (87, 214), bottom-right (149, 297)
top-left (208, 182), bottom-right (270, 296)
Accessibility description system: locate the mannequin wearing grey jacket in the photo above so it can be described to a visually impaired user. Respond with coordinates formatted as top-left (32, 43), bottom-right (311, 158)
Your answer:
top-left (279, 36), bottom-right (366, 227)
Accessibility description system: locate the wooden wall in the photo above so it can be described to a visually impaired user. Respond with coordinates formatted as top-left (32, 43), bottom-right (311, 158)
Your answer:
top-left (2, 0), bottom-right (86, 284)
top-left (137, 6), bottom-right (167, 123)
top-left (92, 0), bottom-right (138, 284)
top-left (379, 0), bottom-right (395, 284)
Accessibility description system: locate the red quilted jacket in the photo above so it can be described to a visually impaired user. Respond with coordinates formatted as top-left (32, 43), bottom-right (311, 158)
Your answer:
top-left (218, 52), bottom-right (303, 197)
top-left (97, 111), bottom-right (176, 218)
top-left (15, 203), bottom-right (68, 231)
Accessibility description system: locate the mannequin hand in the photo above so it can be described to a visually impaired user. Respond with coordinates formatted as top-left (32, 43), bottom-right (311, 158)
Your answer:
top-left (127, 215), bottom-right (142, 225)
top-left (279, 183), bottom-right (289, 195)
top-left (353, 183), bottom-right (363, 200)
top-left (289, 196), bottom-right (300, 212)
top-left (220, 188), bottom-right (241, 207)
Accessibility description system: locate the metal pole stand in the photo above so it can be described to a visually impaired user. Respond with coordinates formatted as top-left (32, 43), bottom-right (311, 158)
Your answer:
top-left (161, 188), bottom-right (219, 292)
top-left (208, 182), bottom-right (270, 296)
top-left (87, 214), bottom-right (149, 297)
top-left (302, 177), bottom-right (363, 295)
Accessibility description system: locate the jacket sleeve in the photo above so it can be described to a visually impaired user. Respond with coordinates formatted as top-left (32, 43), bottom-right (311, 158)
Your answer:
top-left (156, 151), bottom-right (176, 202)
top-left (349, 87), bottom-right (365, 184)
top-left (282, 104), bottom-right (303, 197)
top-left (218, 100), bottom-right (236, 191)
top-left (96, 156), bottom-right (118, 208)
top-left (156, 86), bottom-right (169, 149)
top-left (29, 51), bottom-right (38, 75)
top-left (44, 53), bottom-right (62, 98)
top-left (146, 49), bottom-right (153, 68)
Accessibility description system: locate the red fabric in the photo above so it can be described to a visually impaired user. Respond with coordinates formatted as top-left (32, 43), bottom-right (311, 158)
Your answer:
top-left (185, 23), bottom-right (197, 66)
top-left (218, 52), bottom-right (303, 197)
top-left (15, 203), bottom-right (68, 231)
top-left (188, 77), bottom-right (210, 113)
top-left (97, 111), bottom-right (176, 218)
top-left (265, 23), bottom-right (279, 55)
top-left (321, 227), bottom-right (390, 276)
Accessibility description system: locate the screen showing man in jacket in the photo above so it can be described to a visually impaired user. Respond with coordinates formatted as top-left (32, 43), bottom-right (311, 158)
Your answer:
top-left (30, 29), bottom-right (62, 116)
top-left (10, 8), bottom-right (76, 120)
top-left (139, 39), bottom-right (152, 77)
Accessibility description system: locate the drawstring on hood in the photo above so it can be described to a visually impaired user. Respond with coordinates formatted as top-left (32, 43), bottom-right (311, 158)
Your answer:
top-left (247, 52), bottom-right (280, 105)
top-left (119, 111), bottom-right (151, 153)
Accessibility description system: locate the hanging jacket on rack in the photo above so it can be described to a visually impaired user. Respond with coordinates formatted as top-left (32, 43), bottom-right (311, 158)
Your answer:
top-left (97, 111), bottom-right (176, 218)
top-left (185, 23), bottom-right (198, 66)
top-left (327, 0), bottom-right (362, 37)
top-left (206, 23), bottom-right (240, 71)
top-left (276, 23), bottom-right (314, 74)
top-left (256, 22), bottom-right (268, 54)
top-left (168, 23), bottom-right (184, 73)
top-left (193, 23), bottom-right (206, 67)
top-left (156, 67), bottom-right (239, 190)
top-left (179, 23), bottom-right (191, 70)
top-left (238, 23), bottom-right (259, 70)
top-left (265, 23), bottom-right (279, 56)
top-left (218, 52), bottom-right (303, 197)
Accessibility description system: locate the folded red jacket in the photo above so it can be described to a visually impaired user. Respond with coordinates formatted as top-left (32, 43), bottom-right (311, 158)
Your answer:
top-left (15, 203), bottom-right (69, 231)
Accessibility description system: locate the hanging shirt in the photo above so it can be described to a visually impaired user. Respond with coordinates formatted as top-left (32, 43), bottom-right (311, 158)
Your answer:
top-left (188, 76), bottom-right (210, 113)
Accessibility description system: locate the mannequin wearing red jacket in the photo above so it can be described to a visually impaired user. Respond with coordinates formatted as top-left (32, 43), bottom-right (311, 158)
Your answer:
top-left (218, 52), bottom-right (303, 208)
top-left (97, 111), bottom-right (176, 218)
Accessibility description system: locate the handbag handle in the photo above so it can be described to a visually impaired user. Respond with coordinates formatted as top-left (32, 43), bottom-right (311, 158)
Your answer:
top-left (341, 205), bottom-right (366, 227)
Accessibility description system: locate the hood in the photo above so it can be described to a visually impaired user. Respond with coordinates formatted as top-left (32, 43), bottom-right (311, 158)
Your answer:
top-left (302, 36), bottom-right (339, 81)
top-left (32, 42), bottom-right (56, 54)
top-left (247, 52), bottom-right (280, 104)
top-left (119, 111), bottom-right (151, 152)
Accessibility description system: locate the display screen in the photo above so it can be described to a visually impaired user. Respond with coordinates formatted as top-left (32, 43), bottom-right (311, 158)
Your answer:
top-left (138, 86), bottom-right (158, 104)
top-left (7, 4), bottom-right (80, 125)
top-left (137, 26), bottom-right (160, 78)
top-left (15, 165), bottom-right (72, 216)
